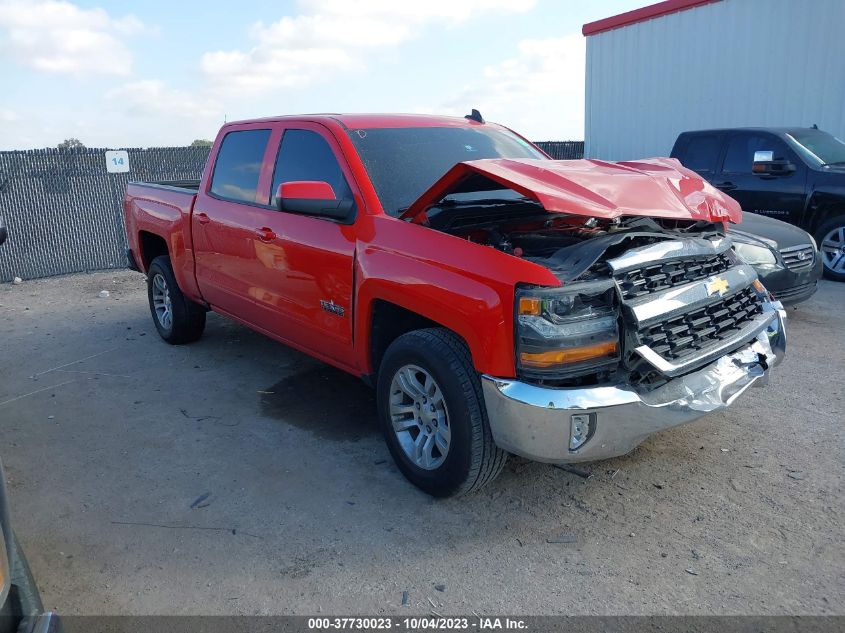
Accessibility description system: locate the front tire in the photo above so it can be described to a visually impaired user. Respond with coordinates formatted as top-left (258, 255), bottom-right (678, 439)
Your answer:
top-left (147, 255), bottom-right (206, 344)
top-left (377, 328), bottom-right (507, 497)
top-left (816, 215), bottom-right (845, 281)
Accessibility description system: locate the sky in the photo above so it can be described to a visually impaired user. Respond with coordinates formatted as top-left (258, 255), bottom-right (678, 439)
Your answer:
top-left (0, 0), bottom-right (646, 149)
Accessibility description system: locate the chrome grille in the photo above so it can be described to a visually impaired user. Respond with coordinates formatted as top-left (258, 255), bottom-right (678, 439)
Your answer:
top-left (615, 253), bottom-right (734, 300)
top-left (779, 243), bottom-right (815, 271)
top-left (636, 286), bottom-right (763, 362)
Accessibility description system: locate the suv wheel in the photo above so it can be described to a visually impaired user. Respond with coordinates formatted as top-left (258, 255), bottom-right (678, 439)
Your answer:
top-left (377, 328), bottom-right (507, 497)
top-left (816, 216), bottom-right (845, 281)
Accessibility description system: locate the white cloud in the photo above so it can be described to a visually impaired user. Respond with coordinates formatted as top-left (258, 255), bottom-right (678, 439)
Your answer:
top-left (0, 0), bottom-right (144, 75)
top-left (201, 0), bottom-right (536, 94)
top-left (433, 35), bottom-right (586, 139)
top-left (107, 80), bottom-right (222, 121)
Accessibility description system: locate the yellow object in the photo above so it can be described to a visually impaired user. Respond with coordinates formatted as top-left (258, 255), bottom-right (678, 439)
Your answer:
top-left (706, 276), bottom-right (730, 296)
top-left (518, 297), bottom-right (542, 315)
top-left (520, 341), bottom-right (618, 368)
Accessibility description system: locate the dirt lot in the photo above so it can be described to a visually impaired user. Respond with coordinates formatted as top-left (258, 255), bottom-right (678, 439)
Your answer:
top-left (0, 270), bottom-right (842, 615)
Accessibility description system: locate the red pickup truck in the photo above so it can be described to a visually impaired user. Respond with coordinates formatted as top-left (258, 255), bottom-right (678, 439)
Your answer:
top-left (124, 113), bottom-right (787, 496)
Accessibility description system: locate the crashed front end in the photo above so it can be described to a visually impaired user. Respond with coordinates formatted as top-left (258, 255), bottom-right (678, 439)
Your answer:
top-left (408, 156), bottom-right (787, 463)
top-left (481, 235), bottom-right (786, 463)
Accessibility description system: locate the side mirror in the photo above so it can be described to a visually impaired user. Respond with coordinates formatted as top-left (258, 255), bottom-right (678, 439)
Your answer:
top-left (276, 181), bottom-right (353, 220)
top-left (752, 151), bottom-right (795, 177)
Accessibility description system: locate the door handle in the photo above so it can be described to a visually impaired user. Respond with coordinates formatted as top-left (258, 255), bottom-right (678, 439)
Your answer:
top-left (255, 227), bottom-right (277, 243)
top-left (714, 181), bottom-right (737, 192)
top-left (196, 212), bottom-right (211, 225)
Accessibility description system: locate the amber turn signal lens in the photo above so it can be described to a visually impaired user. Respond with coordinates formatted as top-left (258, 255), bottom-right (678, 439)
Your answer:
top-left (519, 341), bottom-right (618, 368)
top-left (518, 297), bottom-right (542, 316)
top-left (752, 279), bottom-right (766, 293)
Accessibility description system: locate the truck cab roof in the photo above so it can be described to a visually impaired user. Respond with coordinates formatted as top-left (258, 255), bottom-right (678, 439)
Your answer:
top-left (677, 127), bottom-right (820, 138)
top-left (223, 113), bottom-right (495, 130)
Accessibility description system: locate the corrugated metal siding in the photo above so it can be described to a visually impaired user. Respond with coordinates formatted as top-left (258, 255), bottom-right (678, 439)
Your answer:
top-left (585, 0), bottom-right (845, 160)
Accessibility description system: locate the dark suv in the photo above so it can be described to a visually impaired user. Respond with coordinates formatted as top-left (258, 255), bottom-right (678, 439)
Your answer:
top-left (671, 127), bottom-right (845, 280)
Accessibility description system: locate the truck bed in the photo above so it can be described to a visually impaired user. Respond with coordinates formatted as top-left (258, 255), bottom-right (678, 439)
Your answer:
top-left (123, 180), bottom-right (200, 298)
top-left (125, 181), bottom-right (198, 217)
top-left (130, 179), bottom-right (201, 193)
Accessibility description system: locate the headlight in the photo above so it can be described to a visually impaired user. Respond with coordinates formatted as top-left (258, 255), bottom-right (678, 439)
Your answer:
top-left (516, 279), bottom-right (620, 379)
top-left (732, 241), bottom-right (779, 267)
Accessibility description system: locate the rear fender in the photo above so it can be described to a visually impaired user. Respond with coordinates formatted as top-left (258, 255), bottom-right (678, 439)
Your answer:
top-left (127, 197), bottom-right (202, 302)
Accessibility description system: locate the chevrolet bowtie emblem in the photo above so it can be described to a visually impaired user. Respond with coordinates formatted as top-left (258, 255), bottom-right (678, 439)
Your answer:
top-left (706, 276), bottom-right (730, 296)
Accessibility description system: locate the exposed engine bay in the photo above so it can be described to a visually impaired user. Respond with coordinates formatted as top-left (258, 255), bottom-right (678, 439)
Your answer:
top-left (423, 198), bottom-right (726, 282)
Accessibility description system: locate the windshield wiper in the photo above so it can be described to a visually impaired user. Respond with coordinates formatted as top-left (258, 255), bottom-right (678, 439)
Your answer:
top-left (823, 160), bottom-right (845, 166)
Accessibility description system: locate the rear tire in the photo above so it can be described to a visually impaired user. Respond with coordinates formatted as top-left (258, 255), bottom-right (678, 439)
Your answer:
top-left (377, 328), bottom-right (507, 497)
top-left (147, 255), bottom-right (206, 344)
top-left (815, 215), bottom-right (845, 281)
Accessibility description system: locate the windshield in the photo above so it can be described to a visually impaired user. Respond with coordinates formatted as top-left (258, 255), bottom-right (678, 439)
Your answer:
top-left (786, 129), bottom-right (845, 166)
top-left (346, 126), bottom-right (546, 215)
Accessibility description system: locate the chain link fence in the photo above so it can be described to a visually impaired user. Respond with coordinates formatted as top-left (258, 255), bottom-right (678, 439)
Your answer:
top-left (0, 147), bottom-right (211, 282)
top-left (0, 141), bottom-right (583, 282)
top-left (534, 141), bottom-right (584, 160)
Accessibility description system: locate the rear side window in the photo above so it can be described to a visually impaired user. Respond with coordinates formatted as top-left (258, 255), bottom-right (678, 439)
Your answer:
top-left (271, 129), bottom-right (353, 207)
top-left (722, 134), bottom-right (789, 174)
top-left (679, 135), bottom-right (721, 174)
top-left (210, 129), bottom-right (271, 203)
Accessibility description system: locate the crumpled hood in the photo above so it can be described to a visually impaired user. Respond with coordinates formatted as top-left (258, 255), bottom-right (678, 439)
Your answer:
top-left (401, 157), bottom-right (742, 224)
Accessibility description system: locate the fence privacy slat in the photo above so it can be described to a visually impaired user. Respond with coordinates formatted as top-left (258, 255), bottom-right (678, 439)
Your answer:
top-left (0, 142), bottom-right (583, 282)
top-left (0, 146), bottom-right (212, 282)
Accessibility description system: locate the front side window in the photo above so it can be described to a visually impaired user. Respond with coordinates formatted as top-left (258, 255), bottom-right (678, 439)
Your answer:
top-left (271, 129), bottom-right (353, 208)
top-left (722, 134), bottom-right (789, 174)
top-left (209, 129), bottom-right (271, 203)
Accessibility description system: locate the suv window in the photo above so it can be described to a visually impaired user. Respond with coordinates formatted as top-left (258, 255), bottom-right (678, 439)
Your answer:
top-left (722, 134), bottom-right (789, 174)
top-left (210, 129), bottom-right (271, 203)
top-left (680, 134), bottom-right (721, 174)
top-left (272, 129), bottom-right (353, 208)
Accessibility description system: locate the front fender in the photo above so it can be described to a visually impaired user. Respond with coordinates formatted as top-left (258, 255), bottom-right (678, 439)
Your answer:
top-left (806, 186), bottom-right (845, 231)
top-left (356, 249), bottom-right (513, 376)
top-left (354, 219), bottom-right (561, 376)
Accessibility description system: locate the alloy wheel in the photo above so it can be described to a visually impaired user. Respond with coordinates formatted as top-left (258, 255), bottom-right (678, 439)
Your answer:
top-left (388, 364), bottom-right (451, 470)
top-left (820, 225), bottom-right (845, 275)
top-left (151, 273), bottom-right (173, 330)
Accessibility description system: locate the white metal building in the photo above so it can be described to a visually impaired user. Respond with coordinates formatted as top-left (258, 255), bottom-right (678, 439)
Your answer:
top-left (583, 0), bottom-right (845, 160)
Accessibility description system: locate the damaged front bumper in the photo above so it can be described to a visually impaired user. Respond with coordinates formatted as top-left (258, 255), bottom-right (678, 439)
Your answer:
top-left (481, 300), bottom-right (787, 464)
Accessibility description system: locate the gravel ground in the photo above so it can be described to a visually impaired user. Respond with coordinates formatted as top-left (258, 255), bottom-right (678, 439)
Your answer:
top-left (0, 270), bottom-right (842, 616)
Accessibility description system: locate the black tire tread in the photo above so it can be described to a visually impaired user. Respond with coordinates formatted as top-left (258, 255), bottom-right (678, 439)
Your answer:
top-left (386, 327), bottom-right (507, 496)
top-left (147, 255), bottom-right (206, 344)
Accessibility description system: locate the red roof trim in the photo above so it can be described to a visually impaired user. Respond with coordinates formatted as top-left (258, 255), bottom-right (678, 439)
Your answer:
top-left (583, 0), bottom-right (720, 36)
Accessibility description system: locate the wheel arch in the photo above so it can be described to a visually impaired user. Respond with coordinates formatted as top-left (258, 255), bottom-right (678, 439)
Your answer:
top-left (356, 275), bottom-right (513, 381)
top-left (138, 231), bottom-right (169, 271)
top-left (806, 189), bottom-right (845, 235)
top-left (367, 299), bottom-right (457, 382)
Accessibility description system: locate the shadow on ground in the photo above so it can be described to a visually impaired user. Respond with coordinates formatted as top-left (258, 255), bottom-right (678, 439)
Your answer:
top-left (260, 365), bottom-right (379, 442)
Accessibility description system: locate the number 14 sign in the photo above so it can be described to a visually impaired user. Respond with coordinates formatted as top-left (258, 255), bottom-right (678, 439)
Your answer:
top-left (105, 150), bottom-right (130, 174)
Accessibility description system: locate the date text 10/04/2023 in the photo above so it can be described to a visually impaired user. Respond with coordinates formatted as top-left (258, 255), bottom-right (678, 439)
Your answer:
top-left (307, 617), bottom-right (528, 630)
